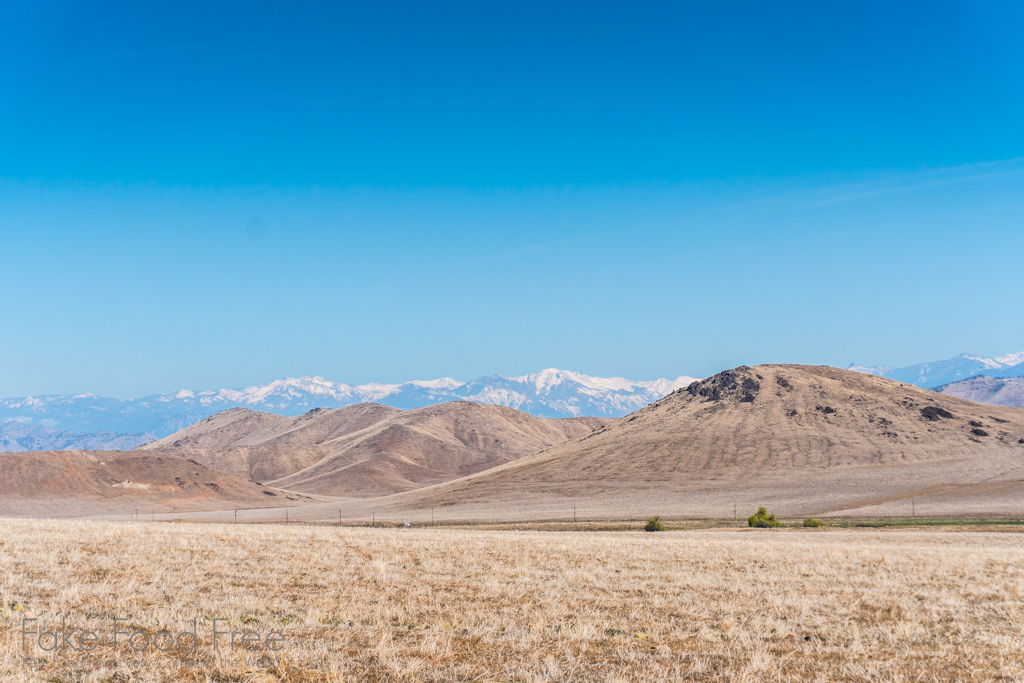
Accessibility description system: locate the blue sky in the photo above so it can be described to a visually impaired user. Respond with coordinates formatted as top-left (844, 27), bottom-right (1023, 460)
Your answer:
top-left (1, 1), bottom-right (1023, 397)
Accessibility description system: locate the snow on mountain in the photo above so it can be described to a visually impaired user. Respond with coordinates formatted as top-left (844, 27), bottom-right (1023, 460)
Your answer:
top-left (452, 370), bottom-right (698, 418)
top-left (848, 351), bottom-right (1024, 389)
top-left (994, 351), bottom-right (1024, 367)
top-left (0, 369), bottom-right (698, 448)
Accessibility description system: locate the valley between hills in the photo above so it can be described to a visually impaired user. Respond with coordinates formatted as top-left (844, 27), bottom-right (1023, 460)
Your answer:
top-left (2, 364), bottom-right (1023, 523)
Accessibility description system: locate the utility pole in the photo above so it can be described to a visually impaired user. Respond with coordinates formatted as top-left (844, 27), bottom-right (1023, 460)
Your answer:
top-left (733, 503), bottom-right (737, 521)
top-left (573, 506), bottom-right (577, 523)
top-left (338, 510), bottom-right (342, 524)
top-left (286, 509), bottom-right (289, 523)
top-left (372, 513), bottom-right (375, 528)
top-left (234, 509), bottom-right (237, 524)
top-left (431, 507), bottom-right (434, 525)
top-left (912, 497), bottom-right (915, 517)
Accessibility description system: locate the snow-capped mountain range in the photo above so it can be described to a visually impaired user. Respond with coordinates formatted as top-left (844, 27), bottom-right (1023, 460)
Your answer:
top-left (848, 352), bottom-right (1024, 389)
top-left (6, 352), bottom-right (1020, 453)
top-left (0, 369), bottom-right (698, 450)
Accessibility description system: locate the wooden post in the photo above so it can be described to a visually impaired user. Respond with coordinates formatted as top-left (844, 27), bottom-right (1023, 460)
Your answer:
top-left (431, 507), bottom-right (434, 525)
top-left (286, 509), bottom-right (289, 523)
top-left (234, 509), bottom-right (237, 524)
top-left (573, 506), bottom-right (577, 523)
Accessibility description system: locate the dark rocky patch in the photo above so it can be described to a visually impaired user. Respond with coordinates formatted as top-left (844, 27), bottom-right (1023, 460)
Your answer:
top-left (969, 420), bottom-right (985, 428)
top-left (816, 405), bottom-right (836, 415)
top-left (687, 367), bottom-right (759, 402)
top-left (739, 377), bottom-right (760, 403)
top-left (971, 429), bottom-right (989, 437)
top-left (920, 406), bottom-right (954, 422)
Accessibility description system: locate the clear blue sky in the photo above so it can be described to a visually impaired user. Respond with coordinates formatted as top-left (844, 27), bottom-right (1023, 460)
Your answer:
top-left (1, 1), bottom-right (1023, 397)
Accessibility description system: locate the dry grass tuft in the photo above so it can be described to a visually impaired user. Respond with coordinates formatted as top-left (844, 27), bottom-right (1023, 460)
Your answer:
top-left (1, 519), bottom-right (1023, 681)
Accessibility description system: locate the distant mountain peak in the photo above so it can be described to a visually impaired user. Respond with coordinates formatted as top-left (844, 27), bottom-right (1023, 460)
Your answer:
top-left (0, 368), bottom-right (698, 448)
top-left (406, 378), bottom-right (464, 390)
top-left (994, 351), bottom-right (1024, 366)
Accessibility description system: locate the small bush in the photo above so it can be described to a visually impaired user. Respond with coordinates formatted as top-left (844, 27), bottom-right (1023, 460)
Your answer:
top-left (803, 517), bottom-right (824, 527)
top-left (644, 516), bottom-right (664, 532)
top-left (748, 506), bottom-right (780, 528)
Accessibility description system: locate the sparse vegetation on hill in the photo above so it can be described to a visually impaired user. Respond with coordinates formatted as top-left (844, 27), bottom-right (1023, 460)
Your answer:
top-left (803, 517), bottom-right (824, 527)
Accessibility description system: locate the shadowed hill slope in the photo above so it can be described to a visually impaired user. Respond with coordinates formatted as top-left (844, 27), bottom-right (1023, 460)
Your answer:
top-left (379, 365), bottom-right (1024, 518)
top-left (139, 404), bottom-right (400, 482)
top-left (143, 402), bottom-right (609, 497)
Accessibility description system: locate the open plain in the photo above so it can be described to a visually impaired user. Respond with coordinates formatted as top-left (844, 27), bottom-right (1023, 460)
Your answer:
top-left (2, 519), bottom-right (1023, 682)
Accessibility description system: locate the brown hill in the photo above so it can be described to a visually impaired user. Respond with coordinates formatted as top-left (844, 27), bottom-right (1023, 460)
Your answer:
top-left (937, 376), bottom-right (1024, 408)
top-left (0, 450), bottom-right (310, 518)
top-left (143, 402), bottom-right (609, 497)
top-left (139, 404), bottom-right (400, 482)
top-left (376, 365), bottom-right (1024, 520)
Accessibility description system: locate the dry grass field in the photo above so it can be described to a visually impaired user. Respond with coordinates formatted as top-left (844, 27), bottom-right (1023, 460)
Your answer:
top-left (1, 520), bottom-right (1023, 682)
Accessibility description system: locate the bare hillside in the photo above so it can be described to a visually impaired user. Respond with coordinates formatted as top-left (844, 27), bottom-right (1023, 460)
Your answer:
top-left (378, 365), bottom-right (1024, 519)
top-left (0, 450), bottom-right (309, 518)
top-left (144, 401), bottom-right (608, 497)
top-left (937, 376), bottom-right (1024, 408)
top-left (139, 404), bottom-right (400, 482)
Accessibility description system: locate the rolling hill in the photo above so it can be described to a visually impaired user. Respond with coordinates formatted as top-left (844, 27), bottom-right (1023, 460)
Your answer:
top-left (371, 365), bottom-right (1024, 520)
top-left (0, 449), bottom-right (309, 518)
top-left (141, 401), bottom-right (609, 497)
top-left (937, 376), bottom-right (1024, 408)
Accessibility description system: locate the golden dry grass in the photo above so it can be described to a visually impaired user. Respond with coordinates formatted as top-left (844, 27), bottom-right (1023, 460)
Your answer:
top-left (1, 520), bottom-right (1023, 681)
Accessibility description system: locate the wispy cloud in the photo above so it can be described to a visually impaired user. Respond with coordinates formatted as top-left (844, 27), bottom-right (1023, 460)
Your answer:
top-left (498, 232), bottom-right (611, 259)
top-left (798, 157), bottom-right (1024, 210)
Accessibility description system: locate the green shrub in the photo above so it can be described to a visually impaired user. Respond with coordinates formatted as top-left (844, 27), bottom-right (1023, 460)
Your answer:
top-left (802, 517), bottom-right (824, 527)
top-left (644, 515), bottom-right (664, 532)
top-left (747, 506), bottom-right (780, 528)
